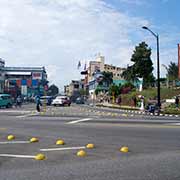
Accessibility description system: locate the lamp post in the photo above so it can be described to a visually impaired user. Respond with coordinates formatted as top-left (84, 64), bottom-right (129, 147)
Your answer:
top-left (142, 26), bottom-right (161, 112)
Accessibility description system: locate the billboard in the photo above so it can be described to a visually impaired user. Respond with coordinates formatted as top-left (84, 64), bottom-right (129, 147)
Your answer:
top-left (32, 72), bottom-right (42, 80)
top-left (21, 85), bottom-right (27, 95)
top-left (178, 44), bottom-right (180, 79)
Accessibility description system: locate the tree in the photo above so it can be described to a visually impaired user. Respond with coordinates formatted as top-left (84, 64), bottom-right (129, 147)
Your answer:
top-left (47, 84), bottom-right (59, 96)
top-left (109, 84), bottom-right (120, 98)
top-left (99, 71), bottom-right (113, 87)
top-left (167, 62), bottom-right (178, 81)
top-left (122, 42), bottom-right (155, 87)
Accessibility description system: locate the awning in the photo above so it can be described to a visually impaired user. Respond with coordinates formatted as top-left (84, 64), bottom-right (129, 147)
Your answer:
top-left (5, 72), bottom-right (31, 75)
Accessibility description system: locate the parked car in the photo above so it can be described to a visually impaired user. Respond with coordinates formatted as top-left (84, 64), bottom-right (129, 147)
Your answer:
top-left (75, 97), bottom-right (85, 104)
top-left (0, 94), bottom-right (13, 108)
top-left (52, 96), bottom-right (71, 106)
top-left (40, 96), bottom-right (53, 106)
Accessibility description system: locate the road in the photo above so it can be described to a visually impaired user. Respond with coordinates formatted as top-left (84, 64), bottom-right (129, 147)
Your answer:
top-left (0, 103), bottom-right (180, 180)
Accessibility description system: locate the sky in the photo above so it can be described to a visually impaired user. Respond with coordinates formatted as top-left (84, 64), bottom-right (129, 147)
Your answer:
top-left (0, 0), bottom-right (179, 89)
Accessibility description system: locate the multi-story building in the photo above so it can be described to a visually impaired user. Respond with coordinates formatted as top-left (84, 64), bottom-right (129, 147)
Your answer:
top-left (104, 64), bottom-right (126, 85)
top-left (4, 66), bottom-right (47, 97)
top-left (85, 55), bottom-right (126, 98)
top-left (0, 59), bottom-right (5, 93)
top-left (87, 55), bottom-right (105, 83)
top-left (64, 79), bottom-right (85, 101)
top-left (104, 64), bottom-right (126, 80)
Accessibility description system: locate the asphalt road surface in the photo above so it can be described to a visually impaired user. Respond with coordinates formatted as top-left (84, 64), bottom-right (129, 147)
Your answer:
top-left (0, 103), bottom-right (180, 180)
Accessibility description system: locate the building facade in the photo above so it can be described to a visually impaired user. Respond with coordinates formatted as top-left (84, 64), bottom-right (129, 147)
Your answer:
top-left (4, 66), bottom-right (47, 97)
top-left (85, 55), bottom-right (126, 99)
top-left (0, 59), bottom-right (5, 93)
top-left (64, 79), bottom-right (85, 101)
top-left (87, 56), bottom-right (105, 82)
top-left (104, 64), bottom-right (126, 80)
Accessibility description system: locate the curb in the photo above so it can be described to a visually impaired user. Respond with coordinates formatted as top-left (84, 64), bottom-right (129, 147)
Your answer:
top-left (97, 105), bottom-right (180, 118)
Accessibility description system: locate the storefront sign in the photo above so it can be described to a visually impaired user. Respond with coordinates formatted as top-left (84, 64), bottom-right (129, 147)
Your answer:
top-left (32, 72), bottom-right (42, 80)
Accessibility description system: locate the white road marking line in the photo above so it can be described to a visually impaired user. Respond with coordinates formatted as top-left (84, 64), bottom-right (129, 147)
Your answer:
top-left (0, 154), bottom-right (35, 159)
top-left (67, 118), bottom-right (92, 124)
top-left (0, 110), bottom-right (31, 113)
top-left (40, 146), bottom-right (86, 152)
top-left (0, 141), bottom-right (30, 144)
top-left (16, 113), bottom-right (39, 118)
top-left (166, 123), bottom-right (180, 126)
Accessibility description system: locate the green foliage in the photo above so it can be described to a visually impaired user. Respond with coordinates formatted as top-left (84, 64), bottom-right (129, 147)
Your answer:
top-left (109, 84), bottom-right (120, 97)
top-left (99, 71), bottom-right (113, 87)
top-left (79, 89), bottom-right (87, 96)
top-left (164, 106), bottom-right (180, 114)
top-left (122, 66), bottom-right (137, 82)
top-left (167, 62), bottom-right (178, 81)
top-left (47, 84), bottom-right (59, 96)
top-left (121, 88), bottom-right (180, 106)
top-left (122, 42), bottom-right (155, 87)
top-left (95, 88), bottom-right (101, 95)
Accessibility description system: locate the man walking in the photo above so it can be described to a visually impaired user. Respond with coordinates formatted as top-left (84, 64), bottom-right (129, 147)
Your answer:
top-left (35, 95), bottom-right (42, 112)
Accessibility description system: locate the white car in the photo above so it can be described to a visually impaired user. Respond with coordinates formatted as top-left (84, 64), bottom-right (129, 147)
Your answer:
top-left (52, 96), bottom-right (71, 106)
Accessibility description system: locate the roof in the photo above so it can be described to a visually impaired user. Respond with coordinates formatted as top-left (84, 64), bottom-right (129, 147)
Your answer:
top-left (4, 66), bottom-right (46, 72)
top-left (5, 71), bottom-right (31, 75)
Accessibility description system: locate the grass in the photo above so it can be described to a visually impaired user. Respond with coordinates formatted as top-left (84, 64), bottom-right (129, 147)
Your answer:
top-left (121, 88), bottom-right (180, 106)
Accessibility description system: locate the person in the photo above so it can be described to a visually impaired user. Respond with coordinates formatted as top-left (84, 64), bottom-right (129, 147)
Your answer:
top-left (16, 95), bottom-right (22, 108)
top-left (35, 95), bottom-right (42, 112)
top-left (175, 96), bottom-right (179, 108)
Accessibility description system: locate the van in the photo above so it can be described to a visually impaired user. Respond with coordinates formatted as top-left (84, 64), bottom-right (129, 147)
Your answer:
top-left (0, 94), bottom-right (13, 108)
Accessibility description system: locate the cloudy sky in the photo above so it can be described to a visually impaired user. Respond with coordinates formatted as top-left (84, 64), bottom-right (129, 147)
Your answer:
top-left (0, 0), bottom-right (179, 89)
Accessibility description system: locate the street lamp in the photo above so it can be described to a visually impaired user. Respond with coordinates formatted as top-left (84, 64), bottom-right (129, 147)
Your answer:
top-left (142, 26), bottom-right (161, 112)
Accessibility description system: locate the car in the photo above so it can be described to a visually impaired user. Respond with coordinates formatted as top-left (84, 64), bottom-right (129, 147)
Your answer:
top-left (40, 96), bottom-right (53, 106)
top-left (75, 97), bottom-right (85, 104)
top-left (52, 96), bottom-right (71, 106)
top-left (0, 94), bottom-right (13, 108)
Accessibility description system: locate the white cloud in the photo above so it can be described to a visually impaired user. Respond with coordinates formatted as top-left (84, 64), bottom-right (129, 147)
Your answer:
top-left (0, 0), bottom-right (175, 89)
top-left (118, 0), bottom-right (147, 6)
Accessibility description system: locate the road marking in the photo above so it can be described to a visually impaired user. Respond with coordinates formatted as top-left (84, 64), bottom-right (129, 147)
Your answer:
top-left (67, 118), bottom-right (92, 124)
top-left (165, 123), bottom-right (180, 126)
top-left (0, 110), bottom-right (31, 113)
top-left (0, 154), bottom-right (35, 159)
top-left (40, 146), bottom-right (86, 152)
top-left (83, 122), bottom-right (180, 129)
top-left (0, 141), bottom-right (30, 144)
top-left (16, 113), bottom-right (39, 118)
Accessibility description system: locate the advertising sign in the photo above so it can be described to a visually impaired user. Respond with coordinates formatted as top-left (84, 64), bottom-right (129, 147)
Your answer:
top-left (21, 85), bottom-right (27, 95)
top-left (32, 80), bottom-right (38, 87)
top-left (32, 72), bottom-right (42, 80)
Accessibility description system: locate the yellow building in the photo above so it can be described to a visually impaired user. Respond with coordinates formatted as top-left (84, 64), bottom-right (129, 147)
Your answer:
top-left (87, 55), bottom-right (126, 83)
top-left (104, 64), bottom-right (126, 80)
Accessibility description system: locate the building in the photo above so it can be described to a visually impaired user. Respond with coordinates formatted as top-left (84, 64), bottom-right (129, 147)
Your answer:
top-left (4, 66), bottom-right (47, 97)
top-left (104, 64), bottom-right (126, 85)
top-left (104, 64), bottom-right (126, 80)
top-left (87, 55), bottom-right (105, 82)
top-left (85, 55), bottom-right (126, 98)
top-left (0, 59), bottom-right (5, 93)
top-left (64, 79), bottom-right (85, 101)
